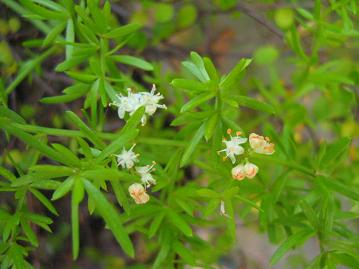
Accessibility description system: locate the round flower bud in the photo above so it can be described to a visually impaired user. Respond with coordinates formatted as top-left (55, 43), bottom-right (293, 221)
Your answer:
top-left (128, 183), bottom-right (150, 204)
top-left (231, 164), bottom-right (246, 180)
top-left (244, 162), bottom-right (259, 178)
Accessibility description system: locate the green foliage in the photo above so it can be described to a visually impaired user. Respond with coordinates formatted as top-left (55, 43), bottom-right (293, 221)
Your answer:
top-left (0, 0), bottom-right (358, 268)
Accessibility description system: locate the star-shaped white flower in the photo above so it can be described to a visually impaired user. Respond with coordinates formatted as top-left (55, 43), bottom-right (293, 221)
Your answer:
top-left (218, 129), bottom-right (247, 164)
top-left (115, 144), bottom-right (139, 169)
top-left (135, 161), bottom-right (156, 188)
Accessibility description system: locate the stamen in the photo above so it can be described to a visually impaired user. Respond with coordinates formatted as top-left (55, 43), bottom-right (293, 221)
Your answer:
top-left (227, 129), bottom-right (232, 135)
top-left (148, 161), bottom-right (156, 170)
top-left (151, 84), bottom-right (156, 94)
top-left (129, 144), bottom-right (136, 150)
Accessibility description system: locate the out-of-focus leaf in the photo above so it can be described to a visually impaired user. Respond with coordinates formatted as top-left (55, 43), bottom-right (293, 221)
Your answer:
top-left (180, 91), bottom-right (215, 113)
top-left (233, 95), bottom-right (275, 114)
top-left (173, 241), bottom-right (195, 264)
top-left (30, 188), bottom-right (58, 215)
top-left (180, 123), bottom-right (205, 167)
top-left (71, 178), bottom-right (84, 259)
top-left (104, 24), bottom-right (141, 39)
top-left (83, 179), bottom-right (134, 257)
top-left (171, 78), bottom-right (209, 92)
top-left (323, 177), bottom-right (359, 202)
top-left (270, 228), bottom-right (315, 265)
top-left (220, 58), bottom-right (252, 90)
top-left (42, 21), bottom-right (66, 47)
top-left (111, 55), bottom-right (153, 71)
top-left (65, 111), bottom-right (105, 149)
top-left (0, 118), bottom-right (68, 165)
top-left (167, 210), bottom-right (193, 237)
top-left (204, 113), bottom-right (219, 141)
top-left (51, 176), bottom-right (74, 200)
top-left (149, 211), bottom-right (165, 238)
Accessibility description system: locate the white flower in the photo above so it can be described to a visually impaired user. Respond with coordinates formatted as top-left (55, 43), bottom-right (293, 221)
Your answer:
top-left (243, 162), bottom-right (258, 178)
top-left (219, 200), bottom-right (229, 218)
top-left (115, 144), bottom-right (139, 169)
top-left (218, 129), bottom-right (247, 164)
top-left (249, 133), bottom-right (275, 155)
top-left (128, 183), bottom-right (149, 204)
top-left (111, 85), bottom-right (166, 126)
top-left (135, 161), bottom-right (156, 188)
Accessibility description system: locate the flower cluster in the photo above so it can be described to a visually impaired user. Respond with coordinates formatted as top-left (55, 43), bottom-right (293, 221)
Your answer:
top-left (218, 129), bottom-right (275, 180)
top-left (115, 144), bottom-right (157, 204)
top-left (111, 84), bottom-right (167, 126)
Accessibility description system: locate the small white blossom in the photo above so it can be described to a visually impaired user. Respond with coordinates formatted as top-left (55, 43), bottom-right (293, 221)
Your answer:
top-left (249, 133), bottom-right (275, 155)
top-left (218, 129), bottom-right (247, 164)
top-left (115, 144), bottom-right (139, 169)
top-left (128, 183), bottom-right (149, 204)
top-left (135, 161), bottom-right (156, 188)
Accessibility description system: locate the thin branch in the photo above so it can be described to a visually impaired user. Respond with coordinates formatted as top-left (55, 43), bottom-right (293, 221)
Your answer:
top-left (236, 3), bottom-right (283, 40)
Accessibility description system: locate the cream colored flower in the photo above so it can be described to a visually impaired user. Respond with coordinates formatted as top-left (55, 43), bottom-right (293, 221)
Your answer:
top-left (128, 183), bottom-right (150, 204)
top-left (231, 164), bottom-right (246, 180)
top-left (218, 129), bottom-right (247, 164)
top-left (249, 133), bottom-right (275, 155)
top-left (244, 162), bottom-right (258, 178)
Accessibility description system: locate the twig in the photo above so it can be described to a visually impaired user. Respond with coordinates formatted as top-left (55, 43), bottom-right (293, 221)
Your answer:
top-left (236, 3), bottom-right (283, 40)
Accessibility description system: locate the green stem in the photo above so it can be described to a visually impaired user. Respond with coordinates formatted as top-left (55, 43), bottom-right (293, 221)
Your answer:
top-left (251, 155), bottom-right (316, 177)
top-left (11, 123), bottom-right (191, 147)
